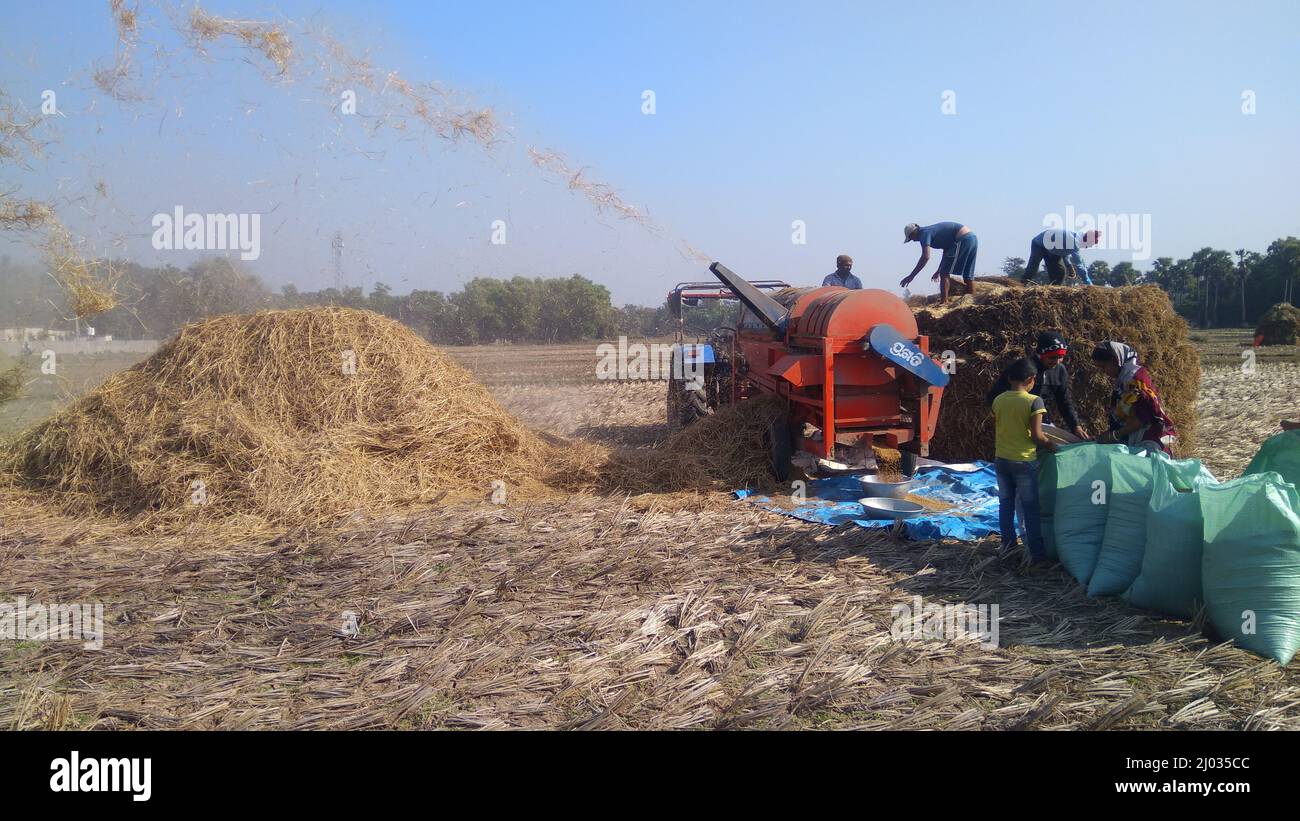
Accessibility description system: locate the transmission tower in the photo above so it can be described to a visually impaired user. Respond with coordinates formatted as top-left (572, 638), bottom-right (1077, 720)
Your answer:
top-left (331, 231), bottom-right (345, 291)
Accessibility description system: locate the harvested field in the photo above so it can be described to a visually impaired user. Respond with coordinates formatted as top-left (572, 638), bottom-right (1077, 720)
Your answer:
top-left (3, 330), bottom-right (1299, 731)
top-left (3, 492), bottom-right (1297, 730)
top-left (1196, 363), bottom-right (1300, 479)
top-left (916, 285), bottom-right (1200, 461)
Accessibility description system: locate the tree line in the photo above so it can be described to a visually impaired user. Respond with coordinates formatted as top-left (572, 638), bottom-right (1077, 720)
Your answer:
top-left (0, 256), bottom-right (676, 344)
top-left (2, 235), bottom-right (1298, 345)
top-left (1000, 236), bottom-right (1300, 328)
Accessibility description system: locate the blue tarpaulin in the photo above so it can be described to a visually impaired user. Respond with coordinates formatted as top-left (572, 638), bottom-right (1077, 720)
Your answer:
top-left (735, 463), bottom-right (1002, 541)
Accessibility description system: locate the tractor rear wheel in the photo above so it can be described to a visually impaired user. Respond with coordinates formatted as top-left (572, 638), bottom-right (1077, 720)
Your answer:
top-left (667, 378), bottom-right (709, 429)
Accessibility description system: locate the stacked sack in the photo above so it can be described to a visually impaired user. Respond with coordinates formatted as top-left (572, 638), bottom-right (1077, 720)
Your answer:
top-left (1041, 434), bottom-right (1300, 665)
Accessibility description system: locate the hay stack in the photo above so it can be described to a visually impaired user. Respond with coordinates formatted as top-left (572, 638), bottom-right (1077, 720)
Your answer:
top-left (1255, 303), bottom-right (1300, 346)
top-left (915, 285), bottom-right (1199, 461)
top-left (1, 308), bottom-right (553, 523)
top-left (905, 275), bottom-right (1022, 308)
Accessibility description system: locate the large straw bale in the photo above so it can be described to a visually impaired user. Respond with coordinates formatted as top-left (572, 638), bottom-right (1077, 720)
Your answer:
top-left (915, 285), bottom-right (1199, 461)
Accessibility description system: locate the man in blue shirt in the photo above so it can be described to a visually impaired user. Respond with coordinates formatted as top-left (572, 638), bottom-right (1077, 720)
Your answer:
top-left (1023, 229), bottom-right (1100, 285)
top-left (822, 254), bottom-right (863, 289)
top-left (899, 221), bottom-right (978, 301)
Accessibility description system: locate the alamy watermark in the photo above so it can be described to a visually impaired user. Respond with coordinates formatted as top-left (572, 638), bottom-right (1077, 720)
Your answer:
top-left (890, 595), bottom-right (999, 649)
top-left (1, 596), bottom-right (104, 650)
top-left (151, 206), bottom-right (261, 260)
top-left (596, 337), bottom-right (705, 387)
top-left (1043, 205), bottom-right (1151, 262)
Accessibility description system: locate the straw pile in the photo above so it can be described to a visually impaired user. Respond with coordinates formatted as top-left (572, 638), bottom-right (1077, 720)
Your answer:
top-left (0, 360), bottom-right (23, 405)
top-left (1, 308), bottom-right (555, 523)
top-left (1255, 303), bottom-right (1300, 346)
top-left (915, 285), bottom-right (1199, 461)
top-left (596, 396), bottom-right (787, 494)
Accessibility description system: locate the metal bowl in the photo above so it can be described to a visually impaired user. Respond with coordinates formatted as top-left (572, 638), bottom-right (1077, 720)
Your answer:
top-left (858, 497), bottom-right (925, 519)
top-left (857, 475), bottom-right (916, 498)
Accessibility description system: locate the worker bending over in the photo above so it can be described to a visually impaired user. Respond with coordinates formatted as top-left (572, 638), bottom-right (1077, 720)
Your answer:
top-left (823, 254), bottom-right (863, 288)
top-left (985, 331), bottom-right (1088, 440)
top-left (1023, 229), bottom-right (1101, 285)
top-left (1090, 341), bottom-right (1176, 454)
top-left (900, 221), bottom-right (978, 301)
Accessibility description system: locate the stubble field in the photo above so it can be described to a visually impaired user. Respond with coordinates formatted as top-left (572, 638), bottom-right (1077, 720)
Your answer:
top-left (1, 333), bottom-right (1299, 730)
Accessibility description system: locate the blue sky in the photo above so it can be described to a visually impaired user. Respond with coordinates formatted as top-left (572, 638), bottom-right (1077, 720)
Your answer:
top-left (2, 0), bottom-right (1298, 305)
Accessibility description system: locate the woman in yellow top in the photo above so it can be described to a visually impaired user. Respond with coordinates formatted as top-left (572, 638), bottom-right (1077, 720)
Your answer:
top-left (990, 358), bottom-right (1058, 565)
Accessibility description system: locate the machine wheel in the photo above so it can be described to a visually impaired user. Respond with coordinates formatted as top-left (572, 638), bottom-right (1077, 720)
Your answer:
top-left (764, 415), bottom-right (793, 482)
top-left (666, 378), bottom-right (709, 429)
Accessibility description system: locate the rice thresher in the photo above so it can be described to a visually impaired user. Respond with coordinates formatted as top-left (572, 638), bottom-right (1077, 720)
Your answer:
top-left (666, 263), bottom-right (949, 479)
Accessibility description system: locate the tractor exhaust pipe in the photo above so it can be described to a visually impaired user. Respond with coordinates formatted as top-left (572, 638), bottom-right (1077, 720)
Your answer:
top-left (709, 262), bottom-right (790, 334)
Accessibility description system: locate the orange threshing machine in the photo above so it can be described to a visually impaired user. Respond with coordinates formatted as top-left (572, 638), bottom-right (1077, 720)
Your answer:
top-left (667, 263), bottom-right (949, 478)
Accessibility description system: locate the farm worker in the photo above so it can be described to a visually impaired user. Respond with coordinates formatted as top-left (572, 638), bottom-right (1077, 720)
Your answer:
top-left (899, 221), bottom-right (978, 302)
top-left (1089, 341), bottom-right (1176, 454)
top-left (823, 255), bottom-right (863, 289)
top-left (991, 357), bottom-right (1057, 566)
top-left (1022, 229), bottom-right (1101, 285)
top-left (984, 330), bottom-right (1088, 440)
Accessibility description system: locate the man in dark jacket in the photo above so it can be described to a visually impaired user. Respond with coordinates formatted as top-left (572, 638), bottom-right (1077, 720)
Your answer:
top-left (985, 331), bottom-right (1088, 440)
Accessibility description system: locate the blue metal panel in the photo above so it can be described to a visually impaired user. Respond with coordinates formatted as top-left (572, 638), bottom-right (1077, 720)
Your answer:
top-left (867, 325), bottom-right (949, 387)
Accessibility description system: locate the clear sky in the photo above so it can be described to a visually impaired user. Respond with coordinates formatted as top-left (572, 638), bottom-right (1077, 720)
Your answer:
top-left (2, 0), bottom-right (1298, 305)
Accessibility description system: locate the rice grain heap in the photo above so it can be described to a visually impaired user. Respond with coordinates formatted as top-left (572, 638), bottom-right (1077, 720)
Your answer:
top-left (1, 308), bottom-right (552, 524)
top-left (914, 285), bottom-right (1199, 461)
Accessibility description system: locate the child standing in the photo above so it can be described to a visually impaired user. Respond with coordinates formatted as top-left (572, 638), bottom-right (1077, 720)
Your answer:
top-left (990, 358), bottom-right (1057, 564)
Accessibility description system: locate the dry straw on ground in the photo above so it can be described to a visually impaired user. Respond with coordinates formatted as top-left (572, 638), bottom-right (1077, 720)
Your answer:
top-left (915, 285), bottom-right (1200, 461)
top-left (4, 494), bottom-right (1297, 730)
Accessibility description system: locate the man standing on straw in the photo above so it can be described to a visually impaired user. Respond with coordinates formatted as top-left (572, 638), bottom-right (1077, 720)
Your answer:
top-left (900, 221), bottom-right (978, 302)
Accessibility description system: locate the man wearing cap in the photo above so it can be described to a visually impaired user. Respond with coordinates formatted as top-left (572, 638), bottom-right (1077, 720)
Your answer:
top-left (1023, 229), bottom-right (1101, 285)
top-left (899, 221), bottom-right (978, 301)
top-left (985, 330), bottom-right (1088, 440)
top-left (823, 255), bottom-right (863, 289)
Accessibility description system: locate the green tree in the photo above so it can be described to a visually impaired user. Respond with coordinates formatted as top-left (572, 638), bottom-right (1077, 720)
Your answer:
top-left (1001, 257), bottom-right (1026, 279)
top-left (1087, 260), bottom-right (1110, 286)
top-left (1109, 261), bottom-right (1139, 286)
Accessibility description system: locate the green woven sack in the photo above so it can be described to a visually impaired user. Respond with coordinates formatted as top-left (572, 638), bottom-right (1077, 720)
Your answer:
top-left (1087, 453), bottom-right (1156, 596)
top-left (1037, 443), bottom-right (1083, 561)
top-left (1244, 430), bottom-right (1300, 488)
top-left (1123, 457), bottom-right (1218, 617)
top-left (1053, 444), bottom-right (1136, 585)
top-left (1201, 473), bottom-right (1300, 665)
